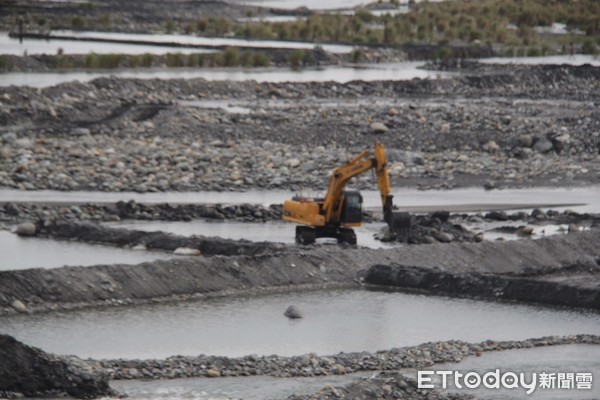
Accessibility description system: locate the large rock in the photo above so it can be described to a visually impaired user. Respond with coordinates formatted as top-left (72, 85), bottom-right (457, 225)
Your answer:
top-left (0, 334), bottom-right (116, 399)
top-left (15, 222), bottom-right (36, 236)
top-left (370, 122), bottom-right (389, 134)
top-left (284, 305), bottom-right (303, 319)
top-left (533, 137), bottom-right (553, 153)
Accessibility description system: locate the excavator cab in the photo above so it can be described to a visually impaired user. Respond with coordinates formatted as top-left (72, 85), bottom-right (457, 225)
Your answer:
top-left (340, 190), bottom-right (363, 224)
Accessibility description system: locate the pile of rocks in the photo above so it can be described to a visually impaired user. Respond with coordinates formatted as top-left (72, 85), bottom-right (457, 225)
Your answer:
top-left (100, 335), bottom-right (600, 380)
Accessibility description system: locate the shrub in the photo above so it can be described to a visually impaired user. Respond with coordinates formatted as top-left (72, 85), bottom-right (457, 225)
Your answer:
top-left (223, 47), bottom-right (240, 66)
top-left (71, 16), bottom-right (86, 29)
top-left (288, 49), bottom-right (304, 68)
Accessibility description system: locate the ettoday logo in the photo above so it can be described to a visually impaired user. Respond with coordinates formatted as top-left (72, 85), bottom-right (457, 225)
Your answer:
top-left (418, 370), bottom-right (593, 395)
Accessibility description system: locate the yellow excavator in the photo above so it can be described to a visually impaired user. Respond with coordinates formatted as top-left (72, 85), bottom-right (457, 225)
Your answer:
top-left (282, 143), bottom-right (411, 245)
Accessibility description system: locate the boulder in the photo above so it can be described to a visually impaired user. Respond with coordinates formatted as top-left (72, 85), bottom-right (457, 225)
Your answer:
top-left (15, 222), bottom-right (36, 236)
top-left (519, 134), bottom-right (533, 148)
top-left (284, 305), bottom-right (303, 319)
top-left (533, 137), bottom-right (553, 153)
top-left (370, 122), bottom-right (389, 134)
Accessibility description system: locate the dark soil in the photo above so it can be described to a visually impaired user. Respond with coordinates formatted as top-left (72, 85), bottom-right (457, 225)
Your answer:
top-left (0, 334), bottom-right (115, 399)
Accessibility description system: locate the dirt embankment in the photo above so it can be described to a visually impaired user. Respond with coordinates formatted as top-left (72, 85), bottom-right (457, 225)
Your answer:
top-left (37, 221), bottom-right (286, 256)
top-left (1, 230), bottom-right (599, 314)
top-left (0, 334), bottom-right (115, 399)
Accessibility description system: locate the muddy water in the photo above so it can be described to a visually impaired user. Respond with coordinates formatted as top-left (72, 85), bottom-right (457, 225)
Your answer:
top-left (1, 288), bottom-right (598, 359)
top-left (0, 231), bottom-right (171, 270)
top-left (429, 344), bottom-right (600, 399)
top-left (1, 186), bottom-right (597, 213)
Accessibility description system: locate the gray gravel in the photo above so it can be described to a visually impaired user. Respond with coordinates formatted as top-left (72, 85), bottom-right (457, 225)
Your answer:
top-left (1, 64), bottom-right (599, 192)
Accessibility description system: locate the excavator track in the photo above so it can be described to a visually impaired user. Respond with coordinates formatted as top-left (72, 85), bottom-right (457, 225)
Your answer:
top-left (295, 226), bottom-right (357, 245)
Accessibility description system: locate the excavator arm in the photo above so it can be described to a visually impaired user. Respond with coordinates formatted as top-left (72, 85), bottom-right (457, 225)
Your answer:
top-left (322, 143), bottom-right (393, 224)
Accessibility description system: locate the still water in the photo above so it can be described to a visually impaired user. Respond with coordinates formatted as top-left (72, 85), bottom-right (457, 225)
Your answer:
top-left (1, 186), bottom-right (597, 213)
top-left (49, 30), bottom-right (354, 54)
top-left (107, 220), bottom-right (393, 249)
top-left (1, 288), bottom-right (598, 359)
top-left (0, 230), bottom-right (171, 270)
top-left (0, 62), bottom-right (450, 88)
top-left (0, 33), bottom-right (215, 56)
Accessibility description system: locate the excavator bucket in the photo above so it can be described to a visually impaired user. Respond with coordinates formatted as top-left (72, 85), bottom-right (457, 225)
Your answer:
top-left (389, 211), bottom-right (411, 242)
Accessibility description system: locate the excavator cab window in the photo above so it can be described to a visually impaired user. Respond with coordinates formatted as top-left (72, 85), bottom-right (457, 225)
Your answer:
top-left (341, 190), bottom-right (362, 224)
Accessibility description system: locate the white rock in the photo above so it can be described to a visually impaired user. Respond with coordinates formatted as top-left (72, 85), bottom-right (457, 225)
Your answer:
top-left (11, 299), bottom-right (27, 313)
top-left (286, 158), bottom-right (300, 168)
top-left (370, 122), bottom-right (389, 134)
top-left (173, 247), bottom-right (201, 256)
top-left (483, 140), bottom-right (499, 152)
top-left (15, 222), bottom-right (36, 236)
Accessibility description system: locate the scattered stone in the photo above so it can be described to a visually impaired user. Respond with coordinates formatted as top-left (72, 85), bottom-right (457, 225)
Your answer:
top-left (483, 179), bottom-right (496, 190)
top-left (486, 211), bottom-right (508, 221)
top-left (517, 226), bottom-right (534, 236)
top-left (533, 137), bottom-right (553, 153)
top-left (482, 140), bottom-right (499, 153)
top-left (370, 122), bottom-right (389, 134)
top-left (206, 368), bottom-right (220, 377)
top-left (568, 223), bottom-right (581, 233)
top-left (520, 134), bottom-right (533, 148)
top-left (436, 232), bottom-right (453, 243)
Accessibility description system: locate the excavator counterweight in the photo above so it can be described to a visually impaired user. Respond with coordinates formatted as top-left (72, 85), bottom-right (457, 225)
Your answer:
top-left (282, 143), bottom-right (410, 245)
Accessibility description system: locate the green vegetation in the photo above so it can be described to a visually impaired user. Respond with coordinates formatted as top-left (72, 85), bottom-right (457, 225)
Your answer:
top-left (71, 16), bottom-right (86, 30)
top-left (0, 56), bottom-right (13, 71)
top-left (153, 0), bottom-right (598, 52)
top-left (26, 49), bottom-right (271, 71)
top-left (84, 53), bottom-right (125, 68)
top-left (288, 49), bottom-right (305, 68)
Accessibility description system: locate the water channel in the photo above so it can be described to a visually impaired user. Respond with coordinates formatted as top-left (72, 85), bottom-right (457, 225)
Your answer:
top-left (2, 186), bottom-right (597, 213)
top-left (0, 230), bottom-right (171, 271)
top-left (1, 288), bottom-right (598, 359)
top-left (0, 62), bottom-right (451, 88)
